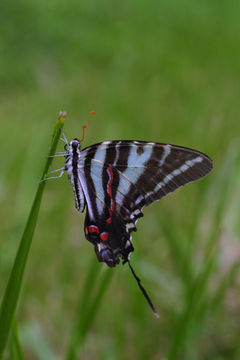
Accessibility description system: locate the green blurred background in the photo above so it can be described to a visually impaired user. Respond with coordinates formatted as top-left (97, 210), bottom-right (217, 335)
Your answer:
top-left (1, 0), bottom-right (240, 359)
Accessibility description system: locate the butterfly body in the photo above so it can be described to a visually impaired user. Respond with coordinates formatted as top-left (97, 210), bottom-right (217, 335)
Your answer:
top-left (64, 139), bottom-right (213, 269)
top-left (65, 139), bottom-right (86, 212)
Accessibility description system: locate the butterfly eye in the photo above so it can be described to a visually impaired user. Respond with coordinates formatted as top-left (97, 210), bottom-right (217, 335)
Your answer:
top-left (71, 140), bottom-right (80, 149)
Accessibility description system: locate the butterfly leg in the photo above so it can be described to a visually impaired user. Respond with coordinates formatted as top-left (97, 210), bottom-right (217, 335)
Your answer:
top-left (60, 128), bottom-right (69, 145)
top-left (47, 167), bottom-right (65, 175)
top-left (39, 168), bottom-right (65, 183)
top-left (48, 154), bottom-right (66, 158)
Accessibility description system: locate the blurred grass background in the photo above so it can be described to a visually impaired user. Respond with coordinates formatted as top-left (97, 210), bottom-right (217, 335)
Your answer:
top-left (0, 0), bottom-right (240, 359)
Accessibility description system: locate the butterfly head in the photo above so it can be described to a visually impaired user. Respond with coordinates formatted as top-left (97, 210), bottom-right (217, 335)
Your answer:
top-left (71, 138), bottom-right (81, 148)
top-left (65, 138), bottom-right (82, 154)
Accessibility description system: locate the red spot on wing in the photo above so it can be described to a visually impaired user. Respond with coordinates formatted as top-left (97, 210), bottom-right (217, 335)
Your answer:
top-left (88, 225), bottom-right (99, 234)
top-left (85, 227), bottom-right (88, 235)
top-left (106, 165), bottom-right (115, 224)
top-left (107, 165), bottom-right (114, 197)
top-left (100, 232), bottom-right (109, 241)
top-left (107, 199), bottom-right (115, 224)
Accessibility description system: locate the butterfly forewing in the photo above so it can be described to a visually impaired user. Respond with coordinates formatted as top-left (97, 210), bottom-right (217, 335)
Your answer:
top-left (80, 140), bottom-right (212, 212)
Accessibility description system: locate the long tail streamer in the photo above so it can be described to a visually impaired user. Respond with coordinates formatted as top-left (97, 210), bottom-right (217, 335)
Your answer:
top-left (128, 261), bottom-right (159, 318)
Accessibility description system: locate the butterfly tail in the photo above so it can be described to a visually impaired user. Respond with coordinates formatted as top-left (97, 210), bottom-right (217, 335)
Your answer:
top-left (128, 261), bottom-right (159, 318)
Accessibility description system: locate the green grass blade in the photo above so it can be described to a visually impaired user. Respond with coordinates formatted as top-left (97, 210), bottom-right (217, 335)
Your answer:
top-left (77, 256), bottom-right (102, 314)
top-left (0, 112), bottom-right (66, 359)
top-left (66, 256), bottom-right (101, 360)
top-left (168, 252), bottom-right (216, 360)
top-left (66, 267), bottom-right (113, 360)
top-left (77, 268), bottom-right (113, 353)
top-left (9, 317), bottom-right (24, 360)
top-left (210, 260), bottom-right (240, 312)
top-left (160, 208), bottom-right (194, 289)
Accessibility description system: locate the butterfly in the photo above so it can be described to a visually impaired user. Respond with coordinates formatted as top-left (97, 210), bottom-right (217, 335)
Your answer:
top-left (46, 112), bottom-right (213, 317)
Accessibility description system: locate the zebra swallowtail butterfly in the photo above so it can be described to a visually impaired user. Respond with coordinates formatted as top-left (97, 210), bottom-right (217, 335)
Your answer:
top-left (46, 112), bottom-right (213, 317)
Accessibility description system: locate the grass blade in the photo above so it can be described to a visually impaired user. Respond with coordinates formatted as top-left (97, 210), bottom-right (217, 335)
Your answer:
top-left (0, 112), bottom-right (66, 359)
top-left (77, 256), bottom-right (102, 314)
top-left (66, 256), bottom-right (100, 360)
top-left (66, 266), bottom-right (113, 360)
top-left (9, 317), bottom-right (23, 360)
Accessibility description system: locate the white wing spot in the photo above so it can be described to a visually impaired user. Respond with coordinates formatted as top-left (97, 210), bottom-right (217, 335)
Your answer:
top-left (113, 144), bottom-right (120, 166)
top-left (172, 168), bottom-right (181, 176)
top-left (126, 223), bottom-right (135, 230)
top-left (102, 141), bottom-right (111, 145)
top-left (160, 145), bottom-right (171, 166)
top-left (125, 240), bottom-right (132, 249)
top-left (164, 174), bottom-right (173, 184)
top-left (133, 209), bottom-right (141, 216)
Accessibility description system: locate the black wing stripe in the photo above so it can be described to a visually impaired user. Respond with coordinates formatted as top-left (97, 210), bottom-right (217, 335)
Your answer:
top-left (115, 143), bottom-right (131, 171)
top-left (83, 146), bottom-right (99, 221)
top-left (102, 143), bottom-right (119, 219)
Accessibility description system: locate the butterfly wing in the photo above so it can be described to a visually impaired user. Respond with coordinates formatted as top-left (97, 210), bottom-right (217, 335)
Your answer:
top-left (78, 140), bottom-right (213, 266)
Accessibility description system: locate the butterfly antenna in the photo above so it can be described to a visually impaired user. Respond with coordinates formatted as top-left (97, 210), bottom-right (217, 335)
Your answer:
top-left (128, 261), bottom-right (159, 318)
top-left (80, 110), bottom-right (96, 142)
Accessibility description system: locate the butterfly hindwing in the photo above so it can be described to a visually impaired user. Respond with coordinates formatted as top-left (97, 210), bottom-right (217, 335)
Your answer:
top-left (78, 146), bottom-right (134, 266)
